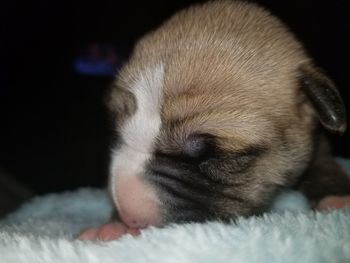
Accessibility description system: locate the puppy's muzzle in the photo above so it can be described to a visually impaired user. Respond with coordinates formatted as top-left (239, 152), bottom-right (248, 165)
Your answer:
top-left (114, 176), bottom-right (161, 228)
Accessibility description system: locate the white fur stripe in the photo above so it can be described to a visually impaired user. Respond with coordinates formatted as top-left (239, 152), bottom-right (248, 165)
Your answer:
top-left (109, 64), bottom-right (164, 208)
top-left (120, 64), bottom-right (164, 152)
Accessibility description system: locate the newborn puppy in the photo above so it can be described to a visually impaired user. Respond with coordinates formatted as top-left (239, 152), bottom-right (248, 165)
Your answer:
top-left (79, 0), bottom-right (350, 241)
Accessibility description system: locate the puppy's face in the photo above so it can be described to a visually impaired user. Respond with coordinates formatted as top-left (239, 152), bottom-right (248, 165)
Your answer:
top-left (106, 2), bottom-right (346, 228)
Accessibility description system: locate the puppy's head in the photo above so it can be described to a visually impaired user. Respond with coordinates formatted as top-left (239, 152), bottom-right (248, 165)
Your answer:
top-left (106, 1), bottom-right (346, 228)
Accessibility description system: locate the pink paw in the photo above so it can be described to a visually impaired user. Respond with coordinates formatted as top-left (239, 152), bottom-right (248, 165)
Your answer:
top-left (317, 195), bottom-right (350, 211)
top-left (77, 222), bottom-right (141, 241)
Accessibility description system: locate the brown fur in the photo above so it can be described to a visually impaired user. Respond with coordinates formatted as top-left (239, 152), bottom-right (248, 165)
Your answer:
top-left (108, 0), bottom-right (349, 223)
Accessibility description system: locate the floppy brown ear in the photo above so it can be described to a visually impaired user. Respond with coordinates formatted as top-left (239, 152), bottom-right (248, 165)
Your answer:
top-left (299, 64), bottom-right (347, 134)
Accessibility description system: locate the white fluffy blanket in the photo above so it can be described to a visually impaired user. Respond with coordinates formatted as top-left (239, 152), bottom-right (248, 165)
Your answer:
top-left (1, 161), bottom-right (350, 263)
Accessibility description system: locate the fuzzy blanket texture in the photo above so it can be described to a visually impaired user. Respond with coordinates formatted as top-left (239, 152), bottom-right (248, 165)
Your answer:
top-left (1, 159), bottom-right (350, 263)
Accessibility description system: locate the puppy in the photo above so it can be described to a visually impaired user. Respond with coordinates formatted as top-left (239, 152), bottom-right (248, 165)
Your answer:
top-left (79, 0), bottom-right (350, 241)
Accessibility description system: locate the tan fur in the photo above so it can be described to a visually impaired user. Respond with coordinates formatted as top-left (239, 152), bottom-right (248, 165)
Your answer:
top-left (120, 3), bottom-right (312, 175)
top-left (118, 2), bottom-right (313, 141)
top-left (108, 0), bottom-right (348, 221)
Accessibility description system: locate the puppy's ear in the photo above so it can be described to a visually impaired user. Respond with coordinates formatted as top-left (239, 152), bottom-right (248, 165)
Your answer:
top-left (299, 64), bottom-right (347, 134)
top-left (104, 82), bottom-right (137, 123)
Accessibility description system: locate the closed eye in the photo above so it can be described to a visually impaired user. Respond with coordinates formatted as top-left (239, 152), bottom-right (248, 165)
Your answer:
top-left (199, 145), bottom-right (267, 176)
top-left (183, 133), bottom-right (217, 160)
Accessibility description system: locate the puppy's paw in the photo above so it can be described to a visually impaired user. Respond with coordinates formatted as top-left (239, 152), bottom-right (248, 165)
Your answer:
top-left (316, 195), bottom-right (350, 211)
top-left (77, 222), bottom-right (141, 241)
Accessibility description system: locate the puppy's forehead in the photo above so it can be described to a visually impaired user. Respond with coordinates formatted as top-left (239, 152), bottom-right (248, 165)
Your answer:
top-left (158, 76), bottom-right (283, 151)
top-left (159, 95), bottom-right (275, 152)
top-left (119, 63), bottom-right (283, 153)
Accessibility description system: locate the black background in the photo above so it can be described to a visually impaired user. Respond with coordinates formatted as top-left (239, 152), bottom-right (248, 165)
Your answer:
top-left (0, 0), bottom-right (349, 195)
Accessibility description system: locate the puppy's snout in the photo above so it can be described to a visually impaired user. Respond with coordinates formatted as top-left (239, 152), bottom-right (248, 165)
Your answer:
top-left (115, 176), bottom-right (161, 228)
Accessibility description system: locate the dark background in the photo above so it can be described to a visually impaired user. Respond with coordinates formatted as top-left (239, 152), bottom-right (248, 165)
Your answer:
top-left (0, 0), bottom-right (349, 210)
